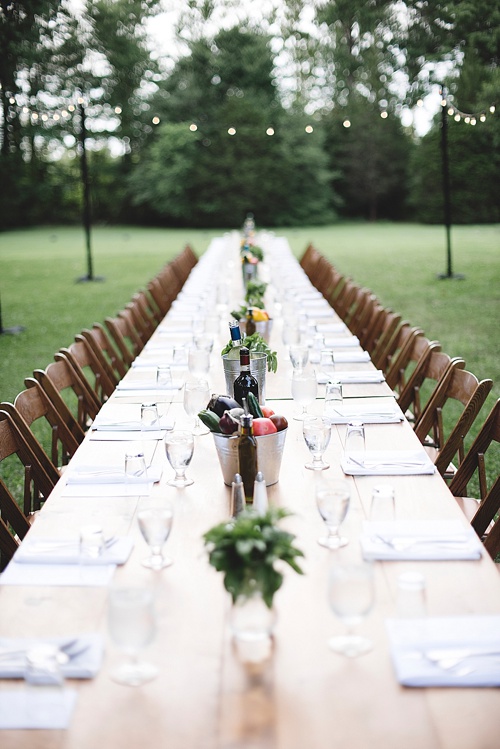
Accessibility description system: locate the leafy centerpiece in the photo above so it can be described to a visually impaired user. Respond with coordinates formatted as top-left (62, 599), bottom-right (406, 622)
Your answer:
top-left (221, 332), bottom-right (277, 374)
top-left (203, 507), bottom-right (304, 609)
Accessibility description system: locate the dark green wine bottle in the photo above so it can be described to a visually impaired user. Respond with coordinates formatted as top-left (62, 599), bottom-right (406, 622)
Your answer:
top-left (237, 414), bottom-right (258, 503)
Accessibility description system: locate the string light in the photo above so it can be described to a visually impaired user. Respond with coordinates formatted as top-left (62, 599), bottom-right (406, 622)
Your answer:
top-left (380, 111), bottom-right (388, 119)
top-left (152, 116), bottom-right (160, 125)
top-left (228, 127), bottom-right (236, 135)
top-left (189, 123), bottom-right (197, 131)
top-left (266, 127), bottom-right (274, 136)
top-left (441, 94), bottom-right (496, 126)
top-left (343, 119), bottom-right (351, 128)
top-left (305, 125), bottom-right (313, 133)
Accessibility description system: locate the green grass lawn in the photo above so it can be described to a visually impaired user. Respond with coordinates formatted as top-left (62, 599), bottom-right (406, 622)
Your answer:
top-left (1, 221), bottom-right (499, 497)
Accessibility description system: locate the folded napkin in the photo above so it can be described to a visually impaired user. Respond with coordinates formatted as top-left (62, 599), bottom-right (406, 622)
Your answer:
top-left (0, 633), bottom-right (104, 679)
top-left (91, 417), bottom-right (174, 433)
top-left (310, 350), bottom-right (369, 365)
top-left (305, 309), bottom-right (337, 320)
top-left (131, 360), bottom-right (185, 369)
top-left (317, 370), bottom-right (385, 385)
top-left (0, 688), bottom-right (78, 730)
top-left (0, 562), bottom-right (115, 587)
top-left (386, 615), bottom-right (500, 687)
top-left (361, 520), bottom-right (482, 561)
top-left (66, 465), bottom-right (162, 485)
top-left (316, 322), bottom-right (349, 334)
top-left (116, 379), bottom-right (183, 391)
top-left (342, 449), bottom-right (435, 476)
top-left (63, 465), bottom-right (162, 497)
top-left (324, 403), bottom-right (404, 425)
top-left (324, 336), bottom-right (361, 348)
top-left (13, 537), bottom-right (134, 566)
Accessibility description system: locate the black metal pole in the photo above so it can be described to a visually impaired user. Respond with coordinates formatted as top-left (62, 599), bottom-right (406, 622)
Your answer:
top-left (438, 85), bottom-right (464, 280)
top-left (76, 101), bottom-right (104, 283)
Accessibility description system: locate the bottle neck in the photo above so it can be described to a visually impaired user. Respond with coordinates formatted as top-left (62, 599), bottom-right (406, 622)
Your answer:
top-left (239, 347), bottom-right (251, 370)
top-left (229, 322), bottom-right (242, 346)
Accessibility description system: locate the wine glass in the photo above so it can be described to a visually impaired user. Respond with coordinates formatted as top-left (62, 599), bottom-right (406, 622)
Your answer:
top-left (316, 479), bottom-right (350, 548)
top-left (303, 417), bottom-right (331, 470)
top-left (137, 500), bottom-right (174, 569)
top-left (183, 379), bottom-right (210, 435)
top-left (188, 347), bottom-right (210, 380)
top-left (164, 430), bottom-right (194, 487)
top-left (289, 344), bottom-right (309, 373)
top-left (328, 562), bottom-right (374, 657)
top-left (291, 368), bottom-right (317, 421)
top-left (108, 586), bottom-right (158, 686)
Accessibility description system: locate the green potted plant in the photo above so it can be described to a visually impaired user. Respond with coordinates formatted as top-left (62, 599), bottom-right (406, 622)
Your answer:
top-left (203, 507), bottom-right (304, 636)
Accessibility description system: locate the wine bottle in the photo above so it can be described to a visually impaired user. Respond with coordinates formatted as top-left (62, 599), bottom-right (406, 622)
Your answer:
top-left (237, 414), bottom-right (258, 503)
top-left (233, 347), bottom-right (259, 407)
top-left (245, 307), bottom-right (256, 337)
top-left (226, 321), bottom-right (243, 360)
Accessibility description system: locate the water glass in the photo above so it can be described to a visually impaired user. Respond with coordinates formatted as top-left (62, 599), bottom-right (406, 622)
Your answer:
top-left (124, 449), bottom-right (148, 486)
top-left (319, 350), bottom-right (335, 379)
top-left (173, 345), bottom-right (188, 366)
top-left (108, 586), bottom-right (158, 686)
top-left (303, 417), bottom-right (331, 470)
top-left (188, 347), bottom-right (210, 380)
top-left (344, 421), bottom-right (366, 463)
top-left (370, 484), bottom-right (396, 521)
top-left (141, 402), bottom-right (160, 431)
top-left (156, 365), bottom-right (172, 388)
top-left (183, 379), bottom-right (210, 435)
top-left (137, 500), bottom-right (174, 570)
top-left (79, 524), bottom-right (105, 559)
top-left (164, 430), bottom-right (194, 487)
top-left (316, 479), bottom-right (350, 549)
top-left (396, 571), bottom-right (426, 618)
top-left (289, 344), bottom-right (309, 373)
top-left (291, 368), bottom-right (317, 420)
top-left (282, 324), bottom-right (301, 346)
top-left (328, 562), bottom-right (374, 657)
top-left (323, 381), bottom-right (343, 420)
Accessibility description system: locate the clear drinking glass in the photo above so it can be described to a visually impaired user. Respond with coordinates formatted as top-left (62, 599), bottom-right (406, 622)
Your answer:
top-left (141, 402), bottom-right (160, 432)
top-left (183, 379), bottom-right (210, 435)
top-left (316, 479), bottom-right (350, 548)
top-left (323, 381), bottom-right (343, 420)
top-left (108, 587), bottom-right (158, 686)
top-left (137, 500), bottom-right (174, 569)
top-left (328, 562), bottom-right (374, 657)
top-left (344, 421), bottom-right (366, 464)
top-left (124, 449), bottom-right (148, 486)
top-left (370, 484), bottom-right (396, 521)
top-left (291, 369), bottom-right (317, 421)
top-left (303, 417), bottom-right (331, 470)
top-left (164, 430), bottom-right (194, 487)
top-left (188, 347), bottom-right (210, 380)
top-left (79, 524), bottom-right (105, 559)
top-left (156, 365), bottom-right (172, 388)
top-left (319, 349), bottom-right (335, 377)
top-left (289, 344), bottom-right (309, 373)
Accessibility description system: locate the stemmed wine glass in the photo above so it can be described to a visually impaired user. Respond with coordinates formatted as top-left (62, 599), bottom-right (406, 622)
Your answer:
top-left (303, 417), bottom-right (331, 470)
top-left (328, 562), bottom-right (374, 657)
top-left (291, 368), bottom-right (317, 421)
top-left (316, 479), bottom-right (350, 548)
top-left (108, 586), bottom-right (158, 686)
top-left (164, 430), bottom-right (194, 487)
top-left (137, 499), bottom-right (174, 569)
top-left (183, 379), bottom-right (210, 435)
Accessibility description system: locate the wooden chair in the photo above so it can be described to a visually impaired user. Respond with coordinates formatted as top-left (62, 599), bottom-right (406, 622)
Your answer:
top-left (331, 278), bottom-right (359, 322)
top-left (368, 310), bottom-right (403, 367)
top-left (59, 340), bottom-right (116, 405)
top-left (397, 350), bottom-right (464, 425)
top-left (0, 408), bottom-right (56, 553)
top-left (448, 399), bottom-right (500, 558)
top-left (33, 355), bottom-right (101, 433)
top-left (105, 310), bottom-right (144, 368)
top-left (414, 367), bottom-right (493, 477)
top-left (384, 325), bottom-right (425, 388)
top-left (134, 289), bottom-right (163, 326)
top-left (1, 377), bottom-right (82, 472)
top-left (125, 292), bottom-right (158, 346)
top-left (79, 323), bottom-right (128, 381)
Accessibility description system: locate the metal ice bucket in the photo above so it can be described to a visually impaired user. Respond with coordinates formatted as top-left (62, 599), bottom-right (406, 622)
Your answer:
top-left (213, 428), bottom-right (288, 487)
top-left (222, 352), bottom-right (267, 403)
top-left (238, 318), bottom-right (273, 344)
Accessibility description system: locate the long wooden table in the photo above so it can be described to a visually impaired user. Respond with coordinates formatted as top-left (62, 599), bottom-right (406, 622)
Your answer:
top-left (1, 233), bottom-right (500, 749)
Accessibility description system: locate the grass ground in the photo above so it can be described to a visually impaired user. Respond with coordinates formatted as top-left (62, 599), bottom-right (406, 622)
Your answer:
top-left (1, 222), bottom-right (499, 496)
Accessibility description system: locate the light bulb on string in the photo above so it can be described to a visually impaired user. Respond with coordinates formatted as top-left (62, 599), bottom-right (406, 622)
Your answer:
top-left (343, 119), bottom-right (351, 128)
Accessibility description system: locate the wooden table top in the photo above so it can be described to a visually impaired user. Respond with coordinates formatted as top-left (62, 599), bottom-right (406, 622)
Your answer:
top-left (1, 233), bottom-right (499, 749)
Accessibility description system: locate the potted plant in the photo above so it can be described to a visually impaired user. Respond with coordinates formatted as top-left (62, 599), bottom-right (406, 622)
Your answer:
top-left (203, 508), bottom-right (304, 638)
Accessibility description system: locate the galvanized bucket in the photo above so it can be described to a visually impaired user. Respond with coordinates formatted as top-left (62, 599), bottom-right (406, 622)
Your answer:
top-left (213, 428), bottom-right (288, 487)
top-left (222, 352), bottom-right (267, 403)
top-left (238, 319), bottom-right (273, 344)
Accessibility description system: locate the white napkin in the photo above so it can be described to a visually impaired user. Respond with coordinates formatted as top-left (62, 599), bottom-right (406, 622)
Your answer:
top-left (310, 350), bottom-right (369, 364)
top-left (324, 402), bottom-right (404, 424)
top-left (66, 465), bottom-right (162, 485)
top-left (324, 336), bottom-right (361, 348)
top-left (317, 370), bottom-right (385, 385)
top-left (0, 562), bottom-right (115, 587)
top-left (386, 615), bottom-right (500, 687)
top-left (131, 360), bottom-right (185, 369)
top-left (305, 309), bottom-right (337, 320)
top-left (342, 449), bottom-right (435, 475)
top-left (0, 633), bottom-right (104, 679)
top-left (116, 379), bottom-right (183, 391)
top-left (62, 465), bottom-right (162, 497)
top-left (13, 537), bottom-right (134, 566)
top-left (316, 322), bottom-right (349, 333)
top-left (361, 520), bottom-right (482, 560)
top-left (0, 688), bottom-right (78, 729)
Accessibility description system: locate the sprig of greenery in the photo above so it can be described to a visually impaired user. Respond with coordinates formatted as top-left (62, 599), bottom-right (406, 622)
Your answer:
top-left (221, 332), bottom-right (278, 373)
top-left (241, 245), bottom-right (264, 262)
top-left (203, 508), bottom-right (304, 608)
